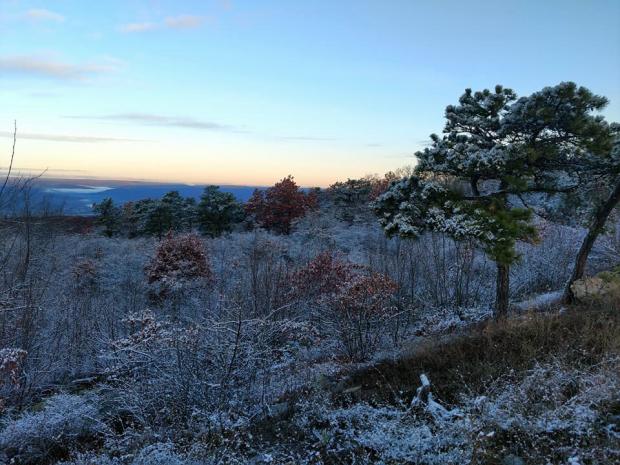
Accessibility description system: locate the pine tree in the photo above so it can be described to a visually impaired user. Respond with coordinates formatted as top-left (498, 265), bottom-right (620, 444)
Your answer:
top-left (92, 197), bottom-right (121, 237)
top-left (196, 185), bottom-right (243, 237)
top-left (563, 124), bottom-right (620, 302)
top-left (374, 83), bottom-right (611, 315)
top-left (160, 191), bottom-right (187, 232)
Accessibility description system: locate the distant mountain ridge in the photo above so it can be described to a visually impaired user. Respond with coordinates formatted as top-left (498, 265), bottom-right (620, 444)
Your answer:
top-left (15, 177), bottom-right (263, 215)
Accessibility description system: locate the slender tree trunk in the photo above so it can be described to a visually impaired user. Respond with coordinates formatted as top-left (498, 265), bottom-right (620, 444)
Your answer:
top-left (494, 187), bottom-right (510, 317)
top-left (495, 262), bottom-right (510, 317)
top-left (562, 179), bottom-right (620, 303)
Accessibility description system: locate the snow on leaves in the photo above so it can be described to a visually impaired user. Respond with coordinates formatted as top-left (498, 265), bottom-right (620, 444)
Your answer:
top-left (145, 232), bottom-right (212, 289)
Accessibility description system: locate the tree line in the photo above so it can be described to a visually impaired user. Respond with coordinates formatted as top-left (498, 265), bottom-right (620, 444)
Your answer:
top-left (93, 176), bottom-right (318, 238)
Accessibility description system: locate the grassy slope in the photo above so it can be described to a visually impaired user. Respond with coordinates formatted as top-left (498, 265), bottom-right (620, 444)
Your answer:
top-left (344, 299), bottom-right (620, 405)
top-left (248, 296), bottom-right (620, 463)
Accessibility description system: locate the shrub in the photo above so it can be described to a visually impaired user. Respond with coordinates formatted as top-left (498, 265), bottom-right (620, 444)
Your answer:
top-left (291, 251), bottom-right (360, 299)
top-left (0, 348), bottom-right (27, 412)
top-left (132, 442), bottom-right (200, 465)
top-left (0, 347), bottom-right (26, 387)
top-left (333, 272), bottom-right (398, 360)
top-left (0, 393), bottom-right (105, 465)
top-left (145, 232), bottom-right (211, 288)
top-left (293, 251), bottom-right (398, 360)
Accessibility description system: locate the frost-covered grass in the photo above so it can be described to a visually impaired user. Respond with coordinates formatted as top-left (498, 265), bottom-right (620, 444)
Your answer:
top-left (279, 357), bottom-right (619, 464)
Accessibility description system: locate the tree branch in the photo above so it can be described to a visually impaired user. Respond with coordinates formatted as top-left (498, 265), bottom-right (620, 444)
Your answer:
top-left (0, 120), bottom-right (16, 201)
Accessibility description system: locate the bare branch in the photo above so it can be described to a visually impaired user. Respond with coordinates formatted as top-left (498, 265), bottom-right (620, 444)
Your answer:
top-left (0, 120), bottom-right (17, 201)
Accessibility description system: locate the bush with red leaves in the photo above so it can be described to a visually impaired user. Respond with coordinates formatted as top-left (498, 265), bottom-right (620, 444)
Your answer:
top-left (293, 251), bottom-right (398, 360)
top-left (145, 232), bottom-right (212, 289)
top-left (334, 272), bottom-right (398, 361)
top-left (291, 251), bottom-right (361, 299)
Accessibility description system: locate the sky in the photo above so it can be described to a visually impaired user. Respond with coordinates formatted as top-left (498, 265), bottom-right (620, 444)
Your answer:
top-left (1, 0), bottom-right (619, 187)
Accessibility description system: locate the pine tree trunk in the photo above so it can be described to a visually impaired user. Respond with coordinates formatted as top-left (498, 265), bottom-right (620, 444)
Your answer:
top-left (495, 262), bottom-right (510, 317)
top-left (562, 179), bottom-right (620, 303)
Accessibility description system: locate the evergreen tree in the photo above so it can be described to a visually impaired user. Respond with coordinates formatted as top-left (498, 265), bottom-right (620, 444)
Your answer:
top-left (563, 124), bottom-right (620, 302)
top-left (197, 185), bottom-right (243, 237)
top-left (141, 200), bottom-right (171, 239)
top-left (160, 191), bottom-right (187, 232)
top-left (182, 197), bottom-right (198, 230)
top-left (374, 83), bottom-right (611, 315)
top-left (92, 197), bottom-right (121, 237)
top-left (328, 178), bottom-right (373, 223)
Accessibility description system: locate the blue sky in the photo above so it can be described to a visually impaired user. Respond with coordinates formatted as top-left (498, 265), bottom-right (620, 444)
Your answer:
top-left (1, 0), bottom-right (619, 186)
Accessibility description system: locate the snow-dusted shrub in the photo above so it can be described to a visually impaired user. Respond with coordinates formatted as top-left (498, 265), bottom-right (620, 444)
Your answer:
top-left (58, 453), bottom-right (121, 465)
top-left (333, 272), bottom-right (398, 361)
top-left (104, 310), bottom-right (211, 427)
top-left (71, 258), bottom-right (99, 290)
top-left (475, 359), bottom-right (620, 435)
top-left (103, 306), bottom-right (309, 431)
top-left (291, 250), bottom-right (399, 360)
top-left (145, 232), bottom-right (211, 289)
top-left (0, 347), bottom-right (27, 387)
top-left (362, 232), bottom-right (494, 310)
top-left (292, 392), bottom-right (473, 465)
top-left (132, 442), bottom-right (200, 465)
top-left (511, 222), bottom-right (581, 298)
top-left (291, 251), bottom-right (361, 299)
top-left (0, 347), bottom-right (27, 412)
top-left (0, 393), bottom-right (105, 464)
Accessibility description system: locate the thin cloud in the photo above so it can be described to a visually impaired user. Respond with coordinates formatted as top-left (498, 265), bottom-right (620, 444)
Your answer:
top-left (24, 8), bottom-right (65, 23)
top-left (120, 22), bottom-right (158, 33)
top-left (66, 114), bottom-right (338, 141)
top-left (66, 113), bottom-right (236, 131)
top-left (278, 135), bottom-right (337, 141)
top-left (120, 15), bottom-right (207, 33)
top-left (165, 15), bottom-right (206, 29)
top-left (0, 131), bottom-right (142, 143)
top-left (0, 55), bottom-right (118, 81)
top-left (2, 167), bottom-right (88, 174)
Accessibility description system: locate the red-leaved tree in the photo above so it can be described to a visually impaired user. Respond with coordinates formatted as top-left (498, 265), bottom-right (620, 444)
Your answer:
top-left (245, 175), bottom-right (317, 234)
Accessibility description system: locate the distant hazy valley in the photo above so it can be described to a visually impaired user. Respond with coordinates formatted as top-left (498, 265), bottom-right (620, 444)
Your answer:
top-left (25, 177), bottom-right (260, 215)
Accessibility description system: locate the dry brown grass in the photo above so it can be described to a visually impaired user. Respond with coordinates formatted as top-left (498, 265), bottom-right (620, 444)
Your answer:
top-left (342, 295), bottom-right (620, 406)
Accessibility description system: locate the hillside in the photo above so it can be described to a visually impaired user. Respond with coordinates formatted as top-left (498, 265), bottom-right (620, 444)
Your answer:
top-left (0, 198), bottom-right (618, 464)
